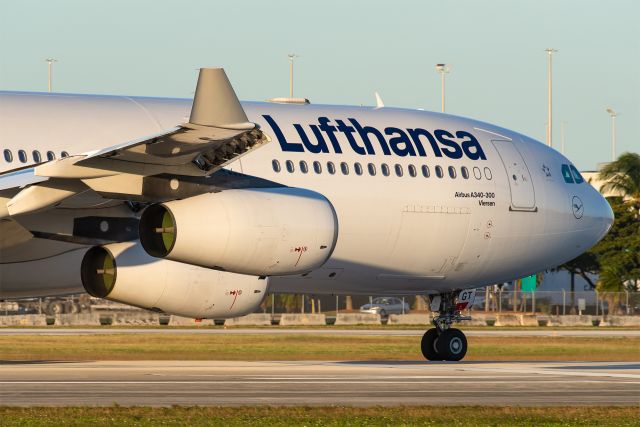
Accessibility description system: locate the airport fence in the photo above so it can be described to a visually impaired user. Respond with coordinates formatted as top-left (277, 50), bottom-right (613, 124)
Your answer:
top-left (2, 291), bottom-right (640, 318)
top-left (262, 292), bottom-right (640, 317)
top-left (471, 290), bottom-right (640, 316)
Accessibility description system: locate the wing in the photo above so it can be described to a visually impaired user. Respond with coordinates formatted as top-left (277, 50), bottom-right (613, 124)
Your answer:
top-left (0, 68), bottom-right (269, 219)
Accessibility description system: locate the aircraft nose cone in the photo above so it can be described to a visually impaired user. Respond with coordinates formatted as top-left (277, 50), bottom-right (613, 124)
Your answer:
top-left (599, 193), bottom-right (614, 234)
top-left (589, 190), bottom-right (614, 244)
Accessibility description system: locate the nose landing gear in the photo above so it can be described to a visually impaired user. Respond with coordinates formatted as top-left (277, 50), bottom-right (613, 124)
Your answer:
top-left (421, 290), bottom-right (474, 361)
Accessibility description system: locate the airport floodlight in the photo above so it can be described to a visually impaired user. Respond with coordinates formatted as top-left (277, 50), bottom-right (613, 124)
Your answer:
top-left (288, 53), bottom-right (300, 98)
top-left (435, 63), bottom-right (450, 74)
top-left (45, 58), bottom-right (58, 93)
top-left (544, 49), bottom-right (558, 147)
top-left (560, 121), bottom-right (567, 155)
top-left (606, 108), bottom-right (618, 161)
top-left (435, 63), bottom-right (451, 113)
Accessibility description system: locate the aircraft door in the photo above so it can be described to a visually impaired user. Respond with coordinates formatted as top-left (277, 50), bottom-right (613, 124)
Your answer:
top-left (491, 140), bottom-right (536, 211)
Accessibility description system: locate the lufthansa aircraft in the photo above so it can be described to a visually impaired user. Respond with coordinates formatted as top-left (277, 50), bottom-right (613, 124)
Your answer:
top-left (0, 68), bottom-right (613, 361)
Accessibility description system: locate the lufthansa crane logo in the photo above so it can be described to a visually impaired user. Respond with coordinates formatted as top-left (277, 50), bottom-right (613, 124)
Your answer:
top-left (571, 196), bottom-right (584, 219)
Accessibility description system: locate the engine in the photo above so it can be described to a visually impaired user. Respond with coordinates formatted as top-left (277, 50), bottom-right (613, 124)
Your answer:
top-left (81, 241), bottom-right (268, 318)
top-left (138, 187), bottom-right (338, 276)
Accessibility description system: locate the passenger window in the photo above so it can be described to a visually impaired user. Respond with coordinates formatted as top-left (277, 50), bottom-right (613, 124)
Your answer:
top-left (367, 163), bottom-right (376, 176)
top-left (18, 150), bottom-right (27, 163)
top-left (32, 150), bottom-right (42, 163)
top-left (435, 165), bottom-right (443, 178)
top-left (61, 151), bottom-right (69, 158)
top-left (421, 165), bottom-right (430, 178)
top-left (3, 149), bottom-right (12, 163)
top-left (461, 166), bottom-right (469, 179)
top-left (569, 165), bottom-right (584, 184)
top-left (484, 167), bottom-right (493, 180)
top-left (354, 162), bottom-right (363, 176)
top-left (408, 164), bottom-right (417, 177)
top-left (395, 164), bottom-right (403, 177)
top-left (561, 164), bottom-right (574, 183)
top-left (381, 163), bottom-right (390, 176)
top-left (340, 162), bottom-right (349, 175)
top-left (313, 161), bottom-right (322, 174)
top-left (46, 151), bottom-right (55, 161)
top-left (286, 160), bottom-right (295, 173)
top-left (299, 160), bottom-right (308, 174)
top-left (327, 161), bottom-right (336, 175)
top-left (473, 166), bottom-right (482, 180)
top-left (272, 159), bottom-right (281, 172)
top-left (448, 166), bottom-right (456, 178)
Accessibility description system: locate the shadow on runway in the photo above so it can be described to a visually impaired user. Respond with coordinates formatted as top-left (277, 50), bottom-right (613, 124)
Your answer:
top-left (333, 360), bottom-right (528, 366)
top-left (0, 360), bottom-right (79, 365)
top-left (332, 360), bottom-right (633, 366)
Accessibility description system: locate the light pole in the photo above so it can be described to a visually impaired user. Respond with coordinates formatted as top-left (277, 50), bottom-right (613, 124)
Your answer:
top-left (288, 53), bottom-right (299, 98)
top-left (45, 58), bottom-right (58, 93)
top-left (435, 63), bottom-right (450, 113)
top-left (606, 108), bottom-right (618, 161)
top-left (544, 48), bottom-right (558, 147)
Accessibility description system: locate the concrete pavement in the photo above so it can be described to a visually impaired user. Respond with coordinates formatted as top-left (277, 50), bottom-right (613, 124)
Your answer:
top-left (1, 359), bottom-right (639, 406)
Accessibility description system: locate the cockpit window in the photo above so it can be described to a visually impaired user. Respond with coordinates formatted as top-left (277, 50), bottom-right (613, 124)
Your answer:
top-left (569, 165), bottom-right (584, 184)
top-left (561, 164), bottom-right (574, 183)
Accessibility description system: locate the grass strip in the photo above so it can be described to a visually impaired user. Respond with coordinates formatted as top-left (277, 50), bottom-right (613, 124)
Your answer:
top-left (1, 405), bottom-right (640, 426)
top-left (1, 334), bottom-right (639, 361)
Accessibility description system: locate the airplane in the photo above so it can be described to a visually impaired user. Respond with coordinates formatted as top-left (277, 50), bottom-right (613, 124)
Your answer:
top-left (0, 68), bottom-right (613, 361)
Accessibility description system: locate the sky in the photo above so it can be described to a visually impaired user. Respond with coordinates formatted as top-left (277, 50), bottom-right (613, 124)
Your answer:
top-left (0, 0), bottom-right (638, 170)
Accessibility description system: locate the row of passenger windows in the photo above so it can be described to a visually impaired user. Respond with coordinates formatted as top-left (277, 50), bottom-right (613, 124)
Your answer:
top-left (272, 159), bottom-right (493, 180)
top-left (3, 149), bottom-right (69, 164)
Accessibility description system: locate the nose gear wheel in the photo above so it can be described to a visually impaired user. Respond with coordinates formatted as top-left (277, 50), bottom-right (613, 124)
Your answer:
top-left (421, 290), bottom-right (472, 362)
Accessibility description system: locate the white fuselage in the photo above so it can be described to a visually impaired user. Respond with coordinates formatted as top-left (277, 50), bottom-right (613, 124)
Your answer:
top-left (0, 92), bottom-right (613, 296)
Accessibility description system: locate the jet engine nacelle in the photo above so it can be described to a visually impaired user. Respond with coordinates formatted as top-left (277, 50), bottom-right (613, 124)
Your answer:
top-left (138, 188), bottom-right (338, 276)
top-left (81, 241), bottom-right (268, 318)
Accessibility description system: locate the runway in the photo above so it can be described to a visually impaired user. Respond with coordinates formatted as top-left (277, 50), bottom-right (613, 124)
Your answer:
top-left (1, 327), bottom-right (640, 337)
top-left (1, 360), bottom-right (639, 406)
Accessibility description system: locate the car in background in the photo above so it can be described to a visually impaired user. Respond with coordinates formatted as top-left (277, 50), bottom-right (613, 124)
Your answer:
top-left (360, 297), bottom-right (410, 317)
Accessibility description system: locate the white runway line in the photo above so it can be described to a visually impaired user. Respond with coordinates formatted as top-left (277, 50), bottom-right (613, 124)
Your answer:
top-left (1, 380), bottom-right (635, 385)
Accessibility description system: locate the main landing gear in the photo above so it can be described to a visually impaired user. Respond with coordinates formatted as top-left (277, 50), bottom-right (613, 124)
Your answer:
top-left (421, 290), bottom-right (474, 361)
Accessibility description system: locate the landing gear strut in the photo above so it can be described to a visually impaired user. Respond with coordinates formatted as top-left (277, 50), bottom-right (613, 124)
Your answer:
top-left (421, 290), bottom-right (474, 361)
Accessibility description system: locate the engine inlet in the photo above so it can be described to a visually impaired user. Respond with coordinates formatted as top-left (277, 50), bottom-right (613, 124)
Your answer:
top-left (81, 246), bottom-right (117, 298)
top-left (139, 203), bottom-right (176, 258)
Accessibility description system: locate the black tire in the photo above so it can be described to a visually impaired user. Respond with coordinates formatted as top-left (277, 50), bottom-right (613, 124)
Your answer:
top-left (379, 309), bottom-right (387, 318)
top-left (436, 328), bottom-right (467, 361)
top-left (420, 328), bottom-right (441, 361)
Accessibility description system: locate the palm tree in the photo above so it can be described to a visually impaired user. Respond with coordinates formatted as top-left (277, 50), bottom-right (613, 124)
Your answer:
top-left (596, 152), bottom-right (640, 303)
top-left (599, 152), bottom-right (640, 202)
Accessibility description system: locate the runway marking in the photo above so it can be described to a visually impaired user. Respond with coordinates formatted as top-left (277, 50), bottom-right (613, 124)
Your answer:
top-left (2, 380), bottom-right (639, 385)
top-left (461, 367), bottom-right (640, 380)
top-left (186, 375), bottom-right (543, 380)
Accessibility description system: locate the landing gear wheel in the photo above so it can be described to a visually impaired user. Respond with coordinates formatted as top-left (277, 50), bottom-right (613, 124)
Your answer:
top-left (420, 328), bottom-right (440, 361)
top-left (436, 328), bottom-right (467, 361)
